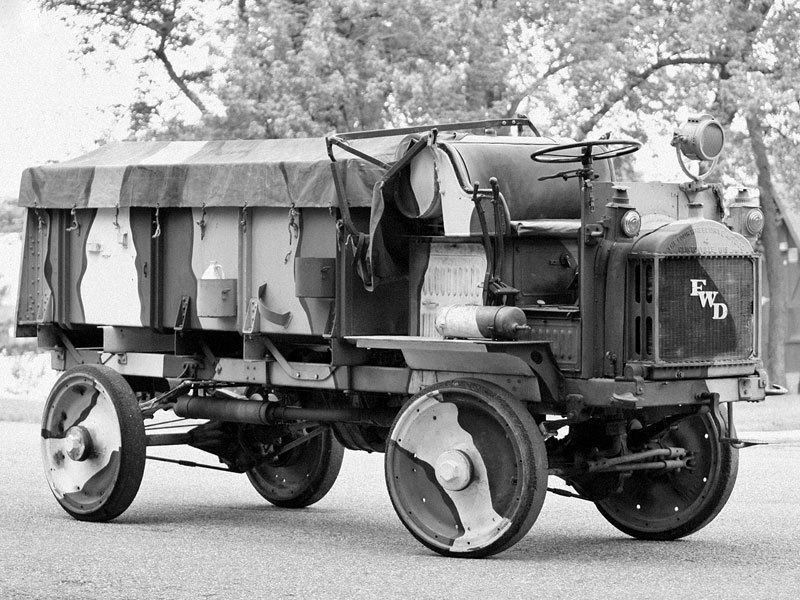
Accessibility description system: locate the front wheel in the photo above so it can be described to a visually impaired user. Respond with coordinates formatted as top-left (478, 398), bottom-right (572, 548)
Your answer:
top-left (595, 411), bottom-right (738, 540)
top-left (41, 365), bottom-right (146, 521)
top-left (385, 379), bottom-right (548, 557)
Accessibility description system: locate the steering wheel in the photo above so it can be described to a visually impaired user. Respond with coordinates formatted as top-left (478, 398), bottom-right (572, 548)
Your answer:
top-left (530, 139), bottom-right (642, 164)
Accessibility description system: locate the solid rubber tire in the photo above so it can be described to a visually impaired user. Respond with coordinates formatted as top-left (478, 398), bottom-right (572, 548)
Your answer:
top-left (246, 426), bottom-right (344, 508)
top-left (594, 412), bottom-right (738, 540)
top-left (385, 378), bottom-right (548, 558)
top-left (42, 364), bottom-right (146, 522)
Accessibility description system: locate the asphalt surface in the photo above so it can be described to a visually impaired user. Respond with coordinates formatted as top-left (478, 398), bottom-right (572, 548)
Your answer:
top-left (2, 421), bottom-right (799, 600)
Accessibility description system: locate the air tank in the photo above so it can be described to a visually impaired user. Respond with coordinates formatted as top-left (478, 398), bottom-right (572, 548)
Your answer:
top-left (434, 305), bottom-right (529, 340)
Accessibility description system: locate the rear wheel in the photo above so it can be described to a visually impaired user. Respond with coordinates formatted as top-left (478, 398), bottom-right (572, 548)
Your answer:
top-left (385, 379), bottom-right (548, 557)
top-left (595, 412), bottom-right (737, 540)
top-left (41, 365), bottom-right (146, 521)
top-left (246, 425), bottom-right (344, 508)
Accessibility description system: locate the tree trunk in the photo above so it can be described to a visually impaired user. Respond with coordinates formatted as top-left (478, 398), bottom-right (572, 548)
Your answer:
top-left (746, 111), bottom-right (786, 385)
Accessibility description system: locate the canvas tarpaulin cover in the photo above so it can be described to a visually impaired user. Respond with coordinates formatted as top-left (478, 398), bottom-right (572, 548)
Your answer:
top-left (18, 137), bottom-right (405, 209)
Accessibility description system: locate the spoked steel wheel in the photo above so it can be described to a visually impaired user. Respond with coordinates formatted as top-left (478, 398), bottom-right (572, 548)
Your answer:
top-left (247, 425), bottom-right (344, 508)
top-left (595, 412), bottom-right (738, 540)
top-left (385, 379), bottom-right (548, 558)
top-left (41, 365), bottom-right (146, 521)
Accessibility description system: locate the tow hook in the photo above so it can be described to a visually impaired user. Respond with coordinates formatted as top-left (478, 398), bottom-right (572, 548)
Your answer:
top-left (701, 392), bottom-right (767, 449)
top-left (765, 384), bottom-right (788, 396)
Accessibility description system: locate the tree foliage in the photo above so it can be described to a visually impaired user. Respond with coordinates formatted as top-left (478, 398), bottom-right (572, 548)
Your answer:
top-left (181, 0), bottom-right (528, 137)
top-left (44, 0), bottom-right (528, 136)
top-left (41, 0), bottom-right (215, 124)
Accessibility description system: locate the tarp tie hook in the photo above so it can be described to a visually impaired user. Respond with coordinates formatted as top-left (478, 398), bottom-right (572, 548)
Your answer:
top-left (240, 202), bottom-right (248, 233)
top-left (33, 205), bottom-right (45, 231)
top-left (285, 202), bottom-right (299, 264)
top-left (152, 203), bottom-right (162, 239)
top-left (288, 203), bottom-right (298, 244)
top-left (66, 204), bottom-right (80, 234)
top-left (197, 203), bottom-right (207, 240)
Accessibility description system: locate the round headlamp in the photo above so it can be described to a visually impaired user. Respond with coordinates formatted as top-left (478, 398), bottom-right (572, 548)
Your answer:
top-left (745, 208), bottom-right (764, 236)
top-left (621, 210), bottom-right (642, 237)
top-left (674, 114), bottom-right (725, 162)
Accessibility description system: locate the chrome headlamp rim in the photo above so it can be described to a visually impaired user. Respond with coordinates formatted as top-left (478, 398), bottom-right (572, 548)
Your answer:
top-left (745, 208), bottom-right (764, 236)
top-left (621, 209), bottom-right (642, 237)
top-left (675, 114), bottom-right (726, 162)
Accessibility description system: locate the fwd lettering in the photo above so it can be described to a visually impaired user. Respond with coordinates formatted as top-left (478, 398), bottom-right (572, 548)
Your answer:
top-left (690, 279), bottom-right (729, 320)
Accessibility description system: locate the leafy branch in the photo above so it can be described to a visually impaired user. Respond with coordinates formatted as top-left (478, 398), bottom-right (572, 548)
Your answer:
top-left (576, 55), bottom-right (729, 139)
top-left (41, 0), bottom-right (209, 115)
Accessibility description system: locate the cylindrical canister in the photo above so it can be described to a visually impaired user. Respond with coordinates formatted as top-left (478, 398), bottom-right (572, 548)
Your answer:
top-left (174, 396), bottom-right (396, 427)
top-left (434, 305), bottom-right (529, 340)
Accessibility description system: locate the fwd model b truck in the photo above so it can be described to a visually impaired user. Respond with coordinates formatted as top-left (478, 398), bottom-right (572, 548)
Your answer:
top-left (17, 116), bottom-right (783, 557)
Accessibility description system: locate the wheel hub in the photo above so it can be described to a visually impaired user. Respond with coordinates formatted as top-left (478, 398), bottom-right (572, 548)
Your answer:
top-left (64, 425), bottom-right (93, 462)
top-left (434, 449), bottom-right (473, 491)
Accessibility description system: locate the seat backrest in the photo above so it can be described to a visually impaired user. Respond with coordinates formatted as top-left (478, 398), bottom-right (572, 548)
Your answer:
top-left (446, 137), bottom-right (612, 220)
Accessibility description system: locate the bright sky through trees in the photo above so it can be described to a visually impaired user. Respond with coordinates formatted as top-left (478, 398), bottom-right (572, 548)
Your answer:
top-left (0, 0), bottom-right (689, 200)
top-left (0, 0), bottom-right (138, 197)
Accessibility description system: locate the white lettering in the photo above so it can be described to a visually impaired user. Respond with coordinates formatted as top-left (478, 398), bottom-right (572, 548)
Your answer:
top-left (689, 279), bottom-right (728, 320)
top-left (713, 302), bottom-right (728, 320)
top-left (690, 279), bottom-right (707, 296)
top-left (697, 290), bottom-right (719, 308)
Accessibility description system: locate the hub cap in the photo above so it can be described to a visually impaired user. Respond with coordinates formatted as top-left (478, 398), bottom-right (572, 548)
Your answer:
top-left (64, 426), bottom-right (92, 462)
top-left (434, 449), bottom-right (473, 491)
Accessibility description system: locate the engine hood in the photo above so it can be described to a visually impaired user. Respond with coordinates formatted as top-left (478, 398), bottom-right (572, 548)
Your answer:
top-left (629, 218), bottom-right (754, 257)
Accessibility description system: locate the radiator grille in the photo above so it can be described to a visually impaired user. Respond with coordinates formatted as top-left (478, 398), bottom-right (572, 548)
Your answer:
top-left (658, 257), bottom-right (754, 361)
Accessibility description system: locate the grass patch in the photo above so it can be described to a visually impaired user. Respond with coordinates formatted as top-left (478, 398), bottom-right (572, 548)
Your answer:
top-left (0, 352), bottom-right (57, 423)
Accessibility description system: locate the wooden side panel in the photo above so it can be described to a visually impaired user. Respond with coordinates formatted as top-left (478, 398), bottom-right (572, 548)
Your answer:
top-left (250, 207), bottom-right (336, 336)
top-left (160, 208), bottom-right (197, 330)
top-left (190, 207), bottom-right (241, 331)
top-left (79, 207), bottom-right (150, 327)
top-left (15, 209), bottom-right (53, 334)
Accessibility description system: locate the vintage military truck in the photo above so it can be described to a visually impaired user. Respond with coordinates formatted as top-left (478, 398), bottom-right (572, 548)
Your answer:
top-left (17, 116), bottom-right (785, 557)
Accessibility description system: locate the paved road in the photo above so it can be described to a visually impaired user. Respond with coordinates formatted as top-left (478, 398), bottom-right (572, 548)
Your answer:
top-left (2, 421), bottom-right (799, 600)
